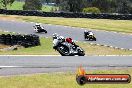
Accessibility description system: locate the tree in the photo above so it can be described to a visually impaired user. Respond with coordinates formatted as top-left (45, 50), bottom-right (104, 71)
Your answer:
top-left (0, 0), bottom-right (15, 9)
top-left (116, 0), bottom-right (131, 14)
top-left (83, 7), bottom-right (101, 13)
top-left (68, 0), bottom-right (83, 12)
top-left (55, 0), bottom-right (60, 6)
top-left (92, 0), bottom-right (112, 13)
top-left (23, 0), bottom-right (42, 10)
top-left (54, 0), bottom-right (132, 13)
top-left (41, 0), bottom-right (53, 4)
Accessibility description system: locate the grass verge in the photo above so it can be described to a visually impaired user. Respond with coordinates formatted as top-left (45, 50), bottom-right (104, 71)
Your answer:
top-left (0, 44), bottom-right (9, 49)
top-left (0, 37), bottom-right (132, 55)
top-left (0, 30), bottom-right (132, 55)
top-left (0, 37), bottom-right (59, 55)
top-left (0, 69), bottom-right (131, 88)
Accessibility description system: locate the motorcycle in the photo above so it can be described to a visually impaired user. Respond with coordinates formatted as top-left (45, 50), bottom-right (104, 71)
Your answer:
top-left (33, 26), bottom-right (47, 33)
top-left (84, 33), bottom-right (96, 41)
top-left (53, 35), bottom-right (85, 56)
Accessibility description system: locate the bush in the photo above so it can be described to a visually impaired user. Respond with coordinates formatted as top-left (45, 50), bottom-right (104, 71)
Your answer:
top-left (82, 7), bottom-right (101, 14)
top-left (23, 0), bottom-right (42, 10)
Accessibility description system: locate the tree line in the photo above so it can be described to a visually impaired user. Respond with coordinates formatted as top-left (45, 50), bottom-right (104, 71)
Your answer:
top-left (0, 0), bottom-right (132, 14)
top-left (56, 0), bottom-right (132, 14)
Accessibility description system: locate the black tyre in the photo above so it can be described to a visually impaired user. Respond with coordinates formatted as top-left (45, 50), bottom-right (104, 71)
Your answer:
top-left (44, 30), bottom-right (47, 33)
top-left (93, 37), bottom-right (96, 41)
top-left (57, 45), bottom-right (70, 56)
top-left (76, 76), bottom-right (86, 85)
top-left (78, 48), bottom-right (85, 56)
top-left (84, 35), bottom-right (87, 40)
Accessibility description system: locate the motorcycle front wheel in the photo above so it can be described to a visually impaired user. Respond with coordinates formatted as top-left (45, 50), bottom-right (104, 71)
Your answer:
top-left (77, 48), bottom-right (85, 56)
top-left (44, 30), bottom-right (47, 33)
top-left (57, 45), bottom-right (71, 56)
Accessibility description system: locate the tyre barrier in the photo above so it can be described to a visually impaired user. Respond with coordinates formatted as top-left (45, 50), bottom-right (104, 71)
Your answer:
top-left (0, 34), bottom-right (40, 48)
top-left (0, 9), bottom-right (132, 20)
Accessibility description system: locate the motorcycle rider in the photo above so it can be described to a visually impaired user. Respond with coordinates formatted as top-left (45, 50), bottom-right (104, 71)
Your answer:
top-left (65, 37), bottom-right (78, 49)
top-left (52, 33), bottom-right (78, 49)
top-left (52, 33), bottom-right (85, 56)
top-left (53, 33), bottom-right (65, 49)
top-left (84, 30), bottom-right (94, 38)
top-left (88, 31), bottom-right (94, 36)
top-left (33, 23), bottom-right (43, 32)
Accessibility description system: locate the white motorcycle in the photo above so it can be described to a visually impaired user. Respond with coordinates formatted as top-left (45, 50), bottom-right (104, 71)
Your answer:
top-left (53, 34), bottom-right (85, 56)
top-left (33, 26), bottom-right (47, 33)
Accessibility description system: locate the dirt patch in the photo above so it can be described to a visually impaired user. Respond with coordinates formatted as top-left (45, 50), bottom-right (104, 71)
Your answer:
top-left (0, 15), bottom-right (21, 21)
top-left (0, 44), bottom-right (10, 49)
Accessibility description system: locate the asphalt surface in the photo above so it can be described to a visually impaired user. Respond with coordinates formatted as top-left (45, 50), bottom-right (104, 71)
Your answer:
top-left (0, 56), bottom-right (132, 76)
top-left (0, 20), bottom-right (132, 49)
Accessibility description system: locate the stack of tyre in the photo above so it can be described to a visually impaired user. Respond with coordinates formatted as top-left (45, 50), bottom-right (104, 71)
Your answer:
top-left (0, 34), bottom-right (40, 48)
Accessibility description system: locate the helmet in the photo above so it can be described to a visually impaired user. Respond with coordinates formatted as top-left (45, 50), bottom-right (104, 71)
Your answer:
top-left (66, 37), bottom-right (72, 43)
top-left (84, 30), bottom-right (87, 32)
top-left (35, 23), bottom-right (40, 26)
top-left (59, 36), bottom-right (65, 40)
top-left (53, 33), bottom-right (58, 39)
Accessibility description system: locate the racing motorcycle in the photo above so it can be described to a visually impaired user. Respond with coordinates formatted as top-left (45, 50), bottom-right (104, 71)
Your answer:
top-left (53, 35), bottom-right (85, 56)
top-left (33, 26), bottom-right (47, 33)
top-left (84, 32), bottom-right (96, 41)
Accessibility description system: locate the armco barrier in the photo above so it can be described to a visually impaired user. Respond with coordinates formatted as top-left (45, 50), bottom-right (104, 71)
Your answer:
top-left (0, 9), bottom-right (132, 20)
top-left (0, 34), bottom-right (40, 48)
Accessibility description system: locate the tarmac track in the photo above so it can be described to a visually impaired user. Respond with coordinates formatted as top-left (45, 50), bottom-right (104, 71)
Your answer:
top-left (0, 56), bottom-right (132, 76)
top-left (0, 20), bottom-right (132, 50)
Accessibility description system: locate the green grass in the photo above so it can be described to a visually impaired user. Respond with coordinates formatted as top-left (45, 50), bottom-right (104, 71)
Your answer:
top-left (7, 1), bottom-right (25, 10)
top-left (15, 16), bottom-right (132, 33)
top-left (0, 30), bottom-right (132, 55)
top-left (0, 36), bottom-right (132, 55)
top-left (42, 5), bottom-right (59, 12)
top-left (0, 30), bottom-right (15, 35)
top-left (6, 1), bottom-right (58, 12)
top-left (0, 37), bottom-right (59, 55)
top-left (0, 69), bottom-right (131, 88)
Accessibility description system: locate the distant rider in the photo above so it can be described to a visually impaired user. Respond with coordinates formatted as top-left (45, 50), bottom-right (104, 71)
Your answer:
top-left (34, 23), bottom-right (43, 31)
top-left (84, 30), bottom-right (94, 38)
top-left (88, 31), bottom-right (94, 36)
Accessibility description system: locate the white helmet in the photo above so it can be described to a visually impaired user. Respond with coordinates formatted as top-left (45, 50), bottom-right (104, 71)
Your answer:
top-left (84, 30), bottom-right (87, 32)
top-left (59, 36), bottom-right (64, 40)
top-left (53, 33), bottom-right (58, 39)
top-left (35, 23), bottom-right (40, 26)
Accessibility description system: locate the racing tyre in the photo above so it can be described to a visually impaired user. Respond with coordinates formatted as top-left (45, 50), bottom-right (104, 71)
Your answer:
top-left (78, 47), bottom-right (85, 56)
top-left (57, 45), bottom-right (70, 56)
top-left (93, 37), bottom-right (96, 41)
top-left (44, 30), bottom-right (47, 33)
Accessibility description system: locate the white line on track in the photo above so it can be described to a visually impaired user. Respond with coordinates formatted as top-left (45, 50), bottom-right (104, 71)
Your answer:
top-left (30, 22), bottom-right (35, 24)
top-left (0, 55), bottom-right (132, 57)
top-left (93, 55), bottom-right (132, 56)
top-left (0, 55), bottom-right (61, 57)
top-left (0, 66), bottom-right (21, 68)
